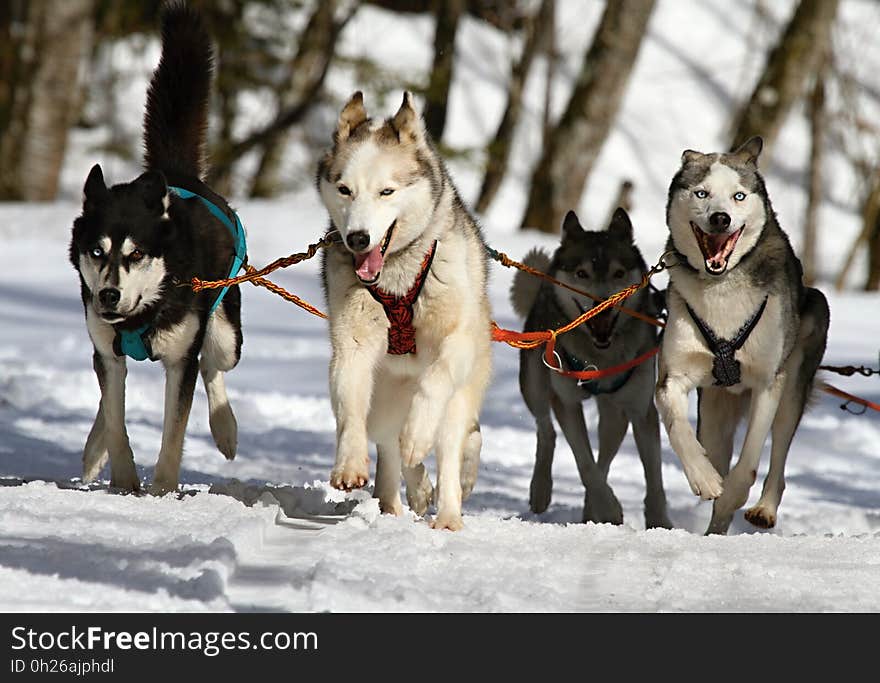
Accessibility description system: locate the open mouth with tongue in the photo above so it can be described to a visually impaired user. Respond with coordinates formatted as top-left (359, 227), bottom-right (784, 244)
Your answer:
top-left (691, 221), bottom-right (743, 275)
top-left (353, 221), bottom-right (396, 285)
top-left (574, 298), bottom-right (618, 349)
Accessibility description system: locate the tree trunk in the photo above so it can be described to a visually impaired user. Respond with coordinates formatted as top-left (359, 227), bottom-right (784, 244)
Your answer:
top-left (474, 0), bottom-right (551, 214)
top-left (802, 61), bottom-right (826, 286)
top-left (864, 174), bottom-right (880, 291)
top-left (541, 0), bottom-right (556, 149)
top-left (249, 0), bottom-right (342, 198)
top-left (0, 0), bottom-right (94, 200)
top-left (520, 0), bottom-right (655, 233)
top-left (728, 0), bottom-right (839, 158)
top-left (423, 0), bottom-right (465, 142)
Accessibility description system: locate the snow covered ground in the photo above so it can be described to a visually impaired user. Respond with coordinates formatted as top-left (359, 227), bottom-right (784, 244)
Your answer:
top-left (1, 1), bottom-right (879, 612)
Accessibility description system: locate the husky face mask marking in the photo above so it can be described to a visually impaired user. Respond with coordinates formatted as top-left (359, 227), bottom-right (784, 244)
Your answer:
top-left (667, 136), bottom-right (766, 276)
top-left (71, 164), bottom-right (170, 322)
top-left (318, 92), bottom-right (437, 285)
top-left (553, 209), bottom-right (646, 349)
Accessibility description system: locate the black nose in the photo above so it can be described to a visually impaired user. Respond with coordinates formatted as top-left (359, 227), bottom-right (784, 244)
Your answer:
top-left (99, 288), bottom-right (120, 308)
top-left (346, 231), bottom-right (370, 252)
top-left (709, 212), bottom-right (731, 230)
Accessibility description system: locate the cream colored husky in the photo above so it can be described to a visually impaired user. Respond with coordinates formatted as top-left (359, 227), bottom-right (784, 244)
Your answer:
top-left (316, 92), bottom-right (492, 530)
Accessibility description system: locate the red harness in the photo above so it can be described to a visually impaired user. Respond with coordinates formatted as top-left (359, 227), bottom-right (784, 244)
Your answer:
top-left (366, 241), bottom-right (438, 355)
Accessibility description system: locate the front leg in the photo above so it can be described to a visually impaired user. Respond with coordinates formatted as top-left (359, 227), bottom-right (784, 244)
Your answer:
top-left (655, 371), bottom-right (723, 500)
top-left (707, 374), bottom-right (785, 534)
top-left (150, 357), bottom-right (199, 495)
top-left (91, 352), bottom-right (139, 491)
top-left (628, 401), bottom-right (673, 529)
top-left (329, 335), bottom-right (384, 491)
top-left (399, 331), bottom-right (473, 468)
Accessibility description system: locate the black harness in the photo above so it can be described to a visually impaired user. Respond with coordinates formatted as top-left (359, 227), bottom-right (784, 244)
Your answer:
top-left (685, 297), bottom-right (768, 387)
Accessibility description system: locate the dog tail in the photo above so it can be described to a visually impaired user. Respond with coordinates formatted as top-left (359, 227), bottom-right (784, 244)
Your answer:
top-left (143, 1), bottom-right (213, 179)
top-left (510, 248), bottom-right (551, 318)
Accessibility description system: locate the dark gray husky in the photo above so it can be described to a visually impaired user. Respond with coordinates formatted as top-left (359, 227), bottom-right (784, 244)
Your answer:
top-left (657, 137), bottom-right (829, 534)
top-left (69, 3), bottom-right (244, 494)
top-left (511, 209), bottom-right (672, 527)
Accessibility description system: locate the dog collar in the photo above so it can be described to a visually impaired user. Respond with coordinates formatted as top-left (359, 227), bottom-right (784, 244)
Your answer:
top-left (114, 186), bottom-right (247, 362)
top-left (685, 296), bottom-right (768, 386)
top-left (366, 241), bottom-right (438, 355)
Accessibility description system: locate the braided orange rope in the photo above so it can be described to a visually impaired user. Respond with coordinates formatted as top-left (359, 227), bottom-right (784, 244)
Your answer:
top-left (491, 262), bottom-right (667, 351)
top-left (191, 233), bottom-right (337, 293)
top-left (487, 247), bottom-right (665, 328)
top-left (240, 265), bottom-right (327, 319)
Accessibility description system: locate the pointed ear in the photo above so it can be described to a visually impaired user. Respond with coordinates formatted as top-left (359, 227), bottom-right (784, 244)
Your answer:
top-left (681, 149), bottom-right (705, 166)
top-left (134, 170), bottom-right (168, 215)
top-left (83, 164), bottom-right (108, 210)
top-left (336, 91), bottom-right (367, 143)
top-left (731, 136), bottom-right (763, 165)
top-left (391, 91), bottom-right (423, 144)
top-left (607, 207), bottom-right (633, 242)
top-left (561, 210), bottom-right (584, 241)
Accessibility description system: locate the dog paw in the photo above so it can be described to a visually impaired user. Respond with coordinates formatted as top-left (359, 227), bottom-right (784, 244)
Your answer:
top-left (683, 457), bottom-right (724, 500)
top-left (584, 483), bottom-right (623, 525)
top-left (330, 459), bottom-right (369, 491)
top-left (378, 496), bottom-right (404, 516)
top-left (645, 509), bottom-right (674, 530)
top-left (744, 504), bottom-right (777, 529)
top-left (148, 476), bottom-right (178, 497)
top-left (405, 470), bottom-right (434, 517)
top-left (209, 405), bottom-right (238, 461)
top-left (109, 472), bottom-right (141, 493)
top-left (529, 472), bottom-right (552, 514)
top-left (109, 460), bottom-right (140, 493)
top-left (431, 511), bottom-right (464, 531)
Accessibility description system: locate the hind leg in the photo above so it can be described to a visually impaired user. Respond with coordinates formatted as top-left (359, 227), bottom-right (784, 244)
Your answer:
top-left (744, 377), bottom-right (800, 529)
top-left (628, 399), bottom-right (673, 529)
top-left (460, 421), bottom-right (481, 501)
top-left (403, 463), bottom-right (434, 516)
top-left (697, 387), bottom-right (740, 479)
top-left (200, 306), bottom-right (241, 460)
top-left (431, 392), bottom-right (473, 531)
top-left (375, 443), bottom-right (403, 516)
top-left (151, 355), bottom-right (200, 495)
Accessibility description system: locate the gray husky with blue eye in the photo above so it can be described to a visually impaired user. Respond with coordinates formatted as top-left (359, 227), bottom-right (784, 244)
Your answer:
top-left (656, 136), bottom-right (829, 535)
top-left (511, 208), bottom-right (672, 528)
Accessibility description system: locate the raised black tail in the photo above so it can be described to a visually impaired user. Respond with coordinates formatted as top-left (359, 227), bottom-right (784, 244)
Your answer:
top-left (143, 1), bottom-right (213, 180)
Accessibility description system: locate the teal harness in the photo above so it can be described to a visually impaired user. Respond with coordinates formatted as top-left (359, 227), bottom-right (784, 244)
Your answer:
top-left (114, 186), bottom-right (247, 362)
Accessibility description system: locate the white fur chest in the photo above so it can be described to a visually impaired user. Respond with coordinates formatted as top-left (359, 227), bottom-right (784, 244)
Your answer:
top-left (666, 270), bottom-right (789, 386)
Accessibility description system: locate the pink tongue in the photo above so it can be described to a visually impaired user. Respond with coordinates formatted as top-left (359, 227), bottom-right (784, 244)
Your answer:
top-left (354, 246), bottom-right (384, 281)
top-left (706, 233), bottom-right (729, 256)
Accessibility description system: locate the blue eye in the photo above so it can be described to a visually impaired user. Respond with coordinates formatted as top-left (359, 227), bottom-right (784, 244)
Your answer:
top-left (90, 246), bottom-right (104, 258)
top-left (379, 188), bottom-right (395, 197)
top-left (733, 191), bottom-right (747, 201)
top-left (694, 190), bottom-right (709, 199)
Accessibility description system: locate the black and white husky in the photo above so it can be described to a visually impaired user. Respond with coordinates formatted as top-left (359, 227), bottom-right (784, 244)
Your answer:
top-left (69, 3), bottom-right (243, 495)
top-left (511, 209), bottom-right (672, 528)
top-left (657, 137), bottom-right (829, 534)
